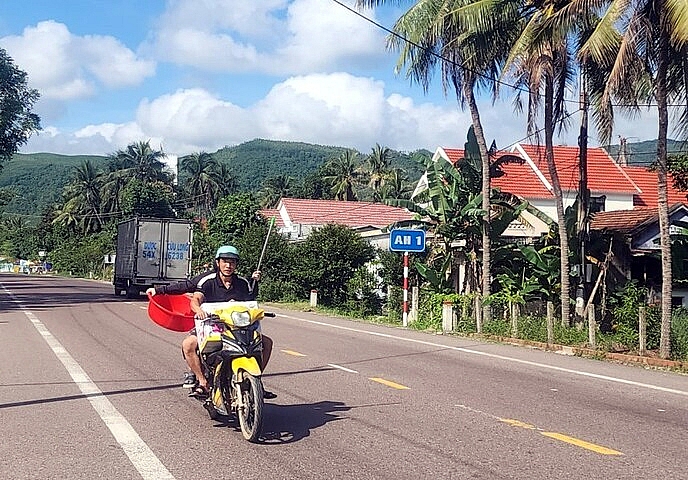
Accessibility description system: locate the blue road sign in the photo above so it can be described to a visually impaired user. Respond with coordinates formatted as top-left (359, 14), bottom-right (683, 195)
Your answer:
top-left (389, 229), bottom-right (426, 253)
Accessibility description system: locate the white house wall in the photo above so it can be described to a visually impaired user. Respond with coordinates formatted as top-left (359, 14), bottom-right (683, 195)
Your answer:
top-left (529, 192), bottom-right (635, 222)
top-left (598, 192), bottom-right (635, 211)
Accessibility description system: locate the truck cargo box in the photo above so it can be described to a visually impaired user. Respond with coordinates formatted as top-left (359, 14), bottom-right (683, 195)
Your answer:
top-left (113, 217), bottom-right (193, 298)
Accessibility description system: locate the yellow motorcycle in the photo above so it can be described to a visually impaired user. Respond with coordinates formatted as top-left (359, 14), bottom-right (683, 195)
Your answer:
top-left (195, 301), bottom-right (273, 442)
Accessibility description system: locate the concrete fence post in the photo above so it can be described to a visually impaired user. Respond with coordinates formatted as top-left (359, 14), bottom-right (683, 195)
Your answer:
top-left (588, 304), bottom-right (596, 348)
top-left (546, 301), bottom-right (554, 346)
top-left (409, 286), bottom-right (419, 324)
top-left (442, 301), bottom-right (455, 332)
top-left (639, 306), bottom-right (647, 356)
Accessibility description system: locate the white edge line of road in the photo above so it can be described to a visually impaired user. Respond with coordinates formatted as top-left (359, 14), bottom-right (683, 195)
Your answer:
top-left (1, 285), bottom-right (175, 480)
top-left (277, 313), bottom-right (688, 398)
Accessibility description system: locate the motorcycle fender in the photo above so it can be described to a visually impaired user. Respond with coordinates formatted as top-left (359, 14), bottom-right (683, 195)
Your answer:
top-left (231, 357), bottom-right (262, 377)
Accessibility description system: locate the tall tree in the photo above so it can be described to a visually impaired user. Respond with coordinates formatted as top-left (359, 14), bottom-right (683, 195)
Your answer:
top-left (214, 162), bottom-right (238, 200)
top-left (111, 140), bottom-right (174, 184)
top-left (379, 167), bottom-right (412, 200)
top-left (260, 174), bottom-right (295, 208)
top-left (367, 143), bottom-right (392, 201)
top-left (581, 0), bottom-right (688, 357)
top-left (54, 160), bottom-right (104, 234)
top-left (180, 151), bottom-right (221, 217)
top-left (0, 48), bottom-right (41, 168)
top-left (501, 3), bottom-right (578, 326)
top-left (323, 150), bottom-right (363, 201)
top-left (357, 0), bottom-right (521, 327)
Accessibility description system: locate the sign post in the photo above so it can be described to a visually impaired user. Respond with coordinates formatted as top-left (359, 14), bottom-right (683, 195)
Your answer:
top-left (389, 229), bottom-right (426, 326)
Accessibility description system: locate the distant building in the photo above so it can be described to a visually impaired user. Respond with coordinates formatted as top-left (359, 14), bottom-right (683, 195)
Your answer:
top-left (260, 197), bottom-right (414, 250)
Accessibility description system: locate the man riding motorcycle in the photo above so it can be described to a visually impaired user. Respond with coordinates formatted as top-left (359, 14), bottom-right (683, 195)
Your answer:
top-left (181, 246), bottom-right (274, 398)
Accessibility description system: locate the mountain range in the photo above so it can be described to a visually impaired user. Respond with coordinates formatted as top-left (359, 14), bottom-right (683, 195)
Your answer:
top-left (0, 139), bottom-right (429, 219)
top-left (1, 138), bottom-right (685, 220)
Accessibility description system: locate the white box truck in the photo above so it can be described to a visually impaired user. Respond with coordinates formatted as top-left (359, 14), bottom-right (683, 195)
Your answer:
top-left (113, 217), bottom-right (193, 298)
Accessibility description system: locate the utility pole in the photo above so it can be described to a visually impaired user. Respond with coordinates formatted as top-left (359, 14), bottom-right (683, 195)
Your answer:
top-left (576, 75), bottom-right (590, 319)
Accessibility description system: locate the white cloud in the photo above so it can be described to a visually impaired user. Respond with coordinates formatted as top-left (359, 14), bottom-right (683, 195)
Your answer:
top-left (146, 0), bottom-right (384, 75)
top-left (0, 20), bottom-right (155, 100)
top-left (22, 73), bottom-right (468, 155)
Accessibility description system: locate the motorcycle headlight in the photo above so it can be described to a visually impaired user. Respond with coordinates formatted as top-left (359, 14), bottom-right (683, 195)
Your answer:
top-left (231, 311), bottom-right (251, 327)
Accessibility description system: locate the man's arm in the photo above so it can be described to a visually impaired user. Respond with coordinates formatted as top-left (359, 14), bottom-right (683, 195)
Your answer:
top-left (190, 292), bottom-right (207, 319)
top-left (249, 270), bottom-right (261, 299)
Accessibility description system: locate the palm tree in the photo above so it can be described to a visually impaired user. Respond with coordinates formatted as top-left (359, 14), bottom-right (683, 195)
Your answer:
top-left (214, 162), bottom-right (238, 200)
top-left (323, 150), bottom-right (363, 201)
top-left (579, 0), bottom-right (688, 357)
top-left (180, 151), bottom-right (220, 217)
top-left (500, 2), bottom-right (580, 326)
top-left (380, 167), bottom-right (412, 200)
top-left (357, 0), bottom-right (521, 326)
top-left (260, 174), bottom-right (295, 208)
top-left (56, 160), bottom-right (104, 234)
top-left (112, 140), bottom-right (173, 184)
top-left (367, 143), bottom-right (392, 200)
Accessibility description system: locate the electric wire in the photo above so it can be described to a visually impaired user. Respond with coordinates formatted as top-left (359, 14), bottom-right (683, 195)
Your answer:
top-left (333, 0), bottom-right (688, 109)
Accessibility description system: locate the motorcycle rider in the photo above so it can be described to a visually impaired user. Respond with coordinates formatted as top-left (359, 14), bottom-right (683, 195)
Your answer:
top-left (185, 245), bottom-right (275, 398)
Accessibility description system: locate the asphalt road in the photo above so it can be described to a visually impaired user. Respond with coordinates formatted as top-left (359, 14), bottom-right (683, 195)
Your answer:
top-left (1, 274), bottom-right (687, 480)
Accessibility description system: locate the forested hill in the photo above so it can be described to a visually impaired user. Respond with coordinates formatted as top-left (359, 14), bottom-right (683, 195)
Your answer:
top-left (210, 138), bottom-right (427, 189)
top-left (0, 153), bottom-right (109, 217)
top-left (0, 139), bottom-right (429, 218)
top-left (2, 137), bottom-right (684, 219)
top-left (604, 139), bottom-right (687, 166)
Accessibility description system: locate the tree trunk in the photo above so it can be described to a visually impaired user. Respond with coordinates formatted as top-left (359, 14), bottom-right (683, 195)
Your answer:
top-left (656, 17), bottom-right (672, 359)
top-left (544, 75), bottom-right (571, 326)
top-left (463, 82), bottom-right (492, 327)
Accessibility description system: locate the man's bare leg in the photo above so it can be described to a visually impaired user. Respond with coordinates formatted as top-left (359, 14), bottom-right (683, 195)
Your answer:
top-left (182, 335), bottom-right (208, 391)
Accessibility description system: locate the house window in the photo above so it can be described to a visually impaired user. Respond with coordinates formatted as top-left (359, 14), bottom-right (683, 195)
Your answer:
top-left (590, 195), bottom-right (606, 213)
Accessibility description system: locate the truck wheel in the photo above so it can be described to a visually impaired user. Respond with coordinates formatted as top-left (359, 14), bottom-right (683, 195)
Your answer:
top-left (125, 286), bottom-right (139, 299)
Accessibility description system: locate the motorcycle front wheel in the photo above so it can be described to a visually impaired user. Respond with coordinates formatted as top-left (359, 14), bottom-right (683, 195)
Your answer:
top-left (237, 374), bottom-right (264, 442)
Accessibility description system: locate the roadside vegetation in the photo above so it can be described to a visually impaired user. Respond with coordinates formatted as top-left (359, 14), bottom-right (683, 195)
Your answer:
top-left (1, 6), bottom-right (688, 367)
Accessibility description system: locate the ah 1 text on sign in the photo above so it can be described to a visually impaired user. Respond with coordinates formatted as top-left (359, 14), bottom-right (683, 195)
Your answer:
top-left (389, 229), bottom-right (426, 253)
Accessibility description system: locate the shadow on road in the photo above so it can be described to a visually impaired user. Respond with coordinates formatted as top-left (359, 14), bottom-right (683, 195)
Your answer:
top-left (259, 400), bottom-right (351, 444)
top-left (0, 274), bottom-right (147, 312)
top-left (0, 382), bottom-right (180, 410)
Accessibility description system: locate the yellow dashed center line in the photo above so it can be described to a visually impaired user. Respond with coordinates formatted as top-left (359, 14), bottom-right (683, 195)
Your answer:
top-left (540, 432), bottom-right (623, 456)
top-left (499, 416), bottom-right (623, 455)
top-left (369, 377), bottom-right (410, 390)
top-left (458, 406), bottom-right (623, 456)
top-left (500, 418), bottom-right (535, 429)
top-left (281, 349), bottom-right (307, 357)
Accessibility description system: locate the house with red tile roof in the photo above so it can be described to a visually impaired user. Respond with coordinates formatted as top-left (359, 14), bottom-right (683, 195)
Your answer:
top-left (621, 165), bottom-right (688, 207)
top-left (260, 198), bottom-right (414, 249)
top-left (416, 144), bottom-right (688, 237)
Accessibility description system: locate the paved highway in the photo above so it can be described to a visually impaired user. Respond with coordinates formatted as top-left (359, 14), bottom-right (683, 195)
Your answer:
top-left (1, 274), bottom-right (687, 479)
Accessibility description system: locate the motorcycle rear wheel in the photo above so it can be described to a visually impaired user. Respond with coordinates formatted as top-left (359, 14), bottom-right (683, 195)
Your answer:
top-left (237, 374), bottom-right (264, 442)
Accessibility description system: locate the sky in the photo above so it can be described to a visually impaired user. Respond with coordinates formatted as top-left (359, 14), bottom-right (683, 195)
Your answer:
top-left (0, 0), bottom-right (667, 160)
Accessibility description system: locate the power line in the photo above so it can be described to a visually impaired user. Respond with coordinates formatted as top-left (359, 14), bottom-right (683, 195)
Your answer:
top-left (335, 0), bottom-right (688, 109)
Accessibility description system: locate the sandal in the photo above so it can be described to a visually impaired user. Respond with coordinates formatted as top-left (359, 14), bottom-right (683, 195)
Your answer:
top-left (188, 385), bottom-right (209, 398)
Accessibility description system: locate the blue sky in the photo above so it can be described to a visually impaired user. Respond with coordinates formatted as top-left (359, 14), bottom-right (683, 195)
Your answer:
top-left (0, 0), bottom-right (662, 158)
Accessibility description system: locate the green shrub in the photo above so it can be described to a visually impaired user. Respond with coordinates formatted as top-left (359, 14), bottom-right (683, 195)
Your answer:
top-left (345, 266), bottom-right (383, 317)
top-left (671, 308), bottom-right (688, 360)
top-left (518, 315), bottom-right (549, 342)
top-left (482, 318), bottom-right (510, 336)
top-left (385, 285), bottom-right (403, 323)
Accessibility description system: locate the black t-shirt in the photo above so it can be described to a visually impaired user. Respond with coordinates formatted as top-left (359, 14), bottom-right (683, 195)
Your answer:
top-left (195, 272), bottom-right (255, 302)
